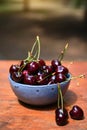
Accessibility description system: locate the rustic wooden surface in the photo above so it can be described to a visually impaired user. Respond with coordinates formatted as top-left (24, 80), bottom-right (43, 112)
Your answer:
top-left (0, 60), bottom-right (87, 130)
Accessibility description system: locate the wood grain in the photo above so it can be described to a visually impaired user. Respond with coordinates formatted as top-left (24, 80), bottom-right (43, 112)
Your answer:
top-left (0, 61), bottom-right (87, 130)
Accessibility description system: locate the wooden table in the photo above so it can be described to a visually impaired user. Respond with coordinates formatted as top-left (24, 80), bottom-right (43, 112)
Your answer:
top-left (0, 60), bottom-right (87, 130)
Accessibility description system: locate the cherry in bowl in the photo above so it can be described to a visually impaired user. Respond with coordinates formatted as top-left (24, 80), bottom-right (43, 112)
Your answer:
top-left (9, 73), bottom-right (71, 105)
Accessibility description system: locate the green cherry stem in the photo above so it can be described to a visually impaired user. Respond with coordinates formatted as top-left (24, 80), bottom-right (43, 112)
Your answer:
top-left (31, 36), bottom-right (40, 61)
top-left (58, 43), bottom-right (69, 62)
top-left (31, 36), bottom-right (38, 55)
top-left (58, 83), bottom-right (64, 111)
top-left (37, 72), bottom-right (56, 84)
top-left (71, 74), bottom-right (85, 80)
top-left (36, 36), bottom-right (40, 60)
top-left (18, 36), bottom-right (41, 73)
top-left (58, 84), bottom-right (60, 108)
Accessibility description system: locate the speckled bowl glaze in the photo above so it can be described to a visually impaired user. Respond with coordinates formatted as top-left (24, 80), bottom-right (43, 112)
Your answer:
top-left (9, 73), bottom-right (71, 105)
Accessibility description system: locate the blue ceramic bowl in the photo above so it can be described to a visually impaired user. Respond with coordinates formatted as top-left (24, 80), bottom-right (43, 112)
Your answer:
top-left (9, 73), bottom-right (71, 105)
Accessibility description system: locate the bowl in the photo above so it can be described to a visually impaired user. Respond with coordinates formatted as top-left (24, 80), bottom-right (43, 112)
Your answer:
top-left (9, 73), bottom-right (71, 105)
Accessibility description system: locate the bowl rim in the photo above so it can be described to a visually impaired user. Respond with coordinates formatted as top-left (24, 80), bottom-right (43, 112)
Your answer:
top-left (8, 73), bottom-right (71, 88)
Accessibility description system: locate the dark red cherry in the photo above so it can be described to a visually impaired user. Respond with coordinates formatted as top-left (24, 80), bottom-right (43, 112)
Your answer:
top-left (48, 75), bottom-right (56, 84)
top-left (27, 61), bottom-right (39, 74)
top-left (69, 105), bottom-right (84, 120)
top-left (20, 60), bottom-right (27, 70)
top-left (55, 108), bottom-right (68, 126)
top-left (51, 59), bottom-right (61, 69)
top-left (55, 73), bottom-right (66, 83)
top-left (20, 60), bottom-right (26, 66)
top-left (11, 72), bottom-right (23, 83)
top-left (9, 65), bottom-right (20, 75)
top-left (40, 65), bottom-right (46, 71)
top-left (23, 74), bottom-right (36, 85)
top-left (22, 70), bottom-right (28, 76)
top-left (55, 65), bottom-right (69, 75)
top-left (37, 70), bottom-right (44, 76)
top-left (42, 65), bottom-right (53, 74)
top-left (38, 59), bottom-right (46, 67)
top-left (36, 73), bottom-right (48, 85)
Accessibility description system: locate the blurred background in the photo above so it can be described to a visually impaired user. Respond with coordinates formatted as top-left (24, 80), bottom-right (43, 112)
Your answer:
top-left (0, 0), bottom-right (87, 61)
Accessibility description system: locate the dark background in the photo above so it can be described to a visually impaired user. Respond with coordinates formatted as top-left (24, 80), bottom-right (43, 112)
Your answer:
top-left (0, 0), bottom-right (87, 61)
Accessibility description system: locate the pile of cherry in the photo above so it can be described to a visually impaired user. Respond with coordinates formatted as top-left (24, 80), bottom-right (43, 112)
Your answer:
top-left (9, 36), bottom-right (84, 126)
top-left (9, 59), bottom-right (69, 85)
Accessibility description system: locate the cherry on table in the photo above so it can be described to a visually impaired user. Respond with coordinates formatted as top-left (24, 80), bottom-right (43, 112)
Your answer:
top-left (69, 105), bottom-right (84, 120)
top-left (55, 108), bottom-right (69, 126)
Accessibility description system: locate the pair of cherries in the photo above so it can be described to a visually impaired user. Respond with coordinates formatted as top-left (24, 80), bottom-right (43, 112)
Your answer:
top-left (55, 84), bottom-right (84, 126)
top-left (55, 105), bottom-right (84, 126)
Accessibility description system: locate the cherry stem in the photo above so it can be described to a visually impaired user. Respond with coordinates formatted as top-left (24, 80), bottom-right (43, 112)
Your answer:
top-left (58, 83), bottom-right (64, 111)
top-left (58, 43), bottom-right (69, 62)
top-left (18, 36), bottom-right (41, 73)
top-left (30, 36), bottom-right (40, 61)
top-left (37, 72), bottom-right (56, 83)
top-left (71, 74), bottom-right (85, 80)
top-left (58, 84), bottom-right (60, 108)
top-left (31, 36), bottom-right (38, 55)
top-left (36, 36), bottom-right (40, 60)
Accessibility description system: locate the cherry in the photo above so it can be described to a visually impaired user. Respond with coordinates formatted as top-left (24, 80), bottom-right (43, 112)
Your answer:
top-left (55, 73), bottom-right (66, 83)
top-left (9, 65), bottom-right (20, 75)
top-left (48, 75), bottom-right (56, 84)
top-left (20, 60), bottom-right (26, 67)
top-left (20, 60), bottom-right (28, 70)
top-left (51, 59), bottom-right (61, 69)
top-left (55, 83), bottom-right (69, 126)
top-left (38, 59), bottom-right (46, 67)
top-left (69, 105), bottom-right (84, 120)
top-left (22, 70), bottom-right (29, 76)
top-left (23, 74), bottom-right (36, 85)
top-left (11, 72), bottom-right (23, 83)
top-left (27, 61), bottom-right (39, 74)
top-left (41, 65), bottom-right (53, 75)
top-left (55, 108), bottom-right (68, 126)
top-left (55, 65), bottom-right (69, 75)
top-left (36, 73), bottom-right (48, 85)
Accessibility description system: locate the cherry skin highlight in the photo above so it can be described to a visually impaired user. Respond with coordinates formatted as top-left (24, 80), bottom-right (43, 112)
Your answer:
top-left (55, 108), bottom-right (69, 126)
top-left (69, 105), bottom-right (84, 120)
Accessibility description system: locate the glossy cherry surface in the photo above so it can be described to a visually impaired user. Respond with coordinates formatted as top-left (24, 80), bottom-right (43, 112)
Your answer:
top-left (55, 65), bottom-right (69, 75)
top-left (23, 74), bottom-right (36, 85)
top-left (69, 105), bottom-right (84, 120)
top-left (48, 75), bottom-right (56, 84)
top-left (11, 72), bottom-right (23, 83)
top-left (36, 73), bottom-right (49, 85)
top-left (9, 65), bottom-right (20, 75)
top-left (51, 59), bottom-right (61, 69)
top-left (38, 59), bottom-right (46, 67)
top-left (55, 73), bottom-right (66, 83)
top-left (27, 61), bottom-right (39, 74)
top-left (55, 108), bottom-right (68, 126)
